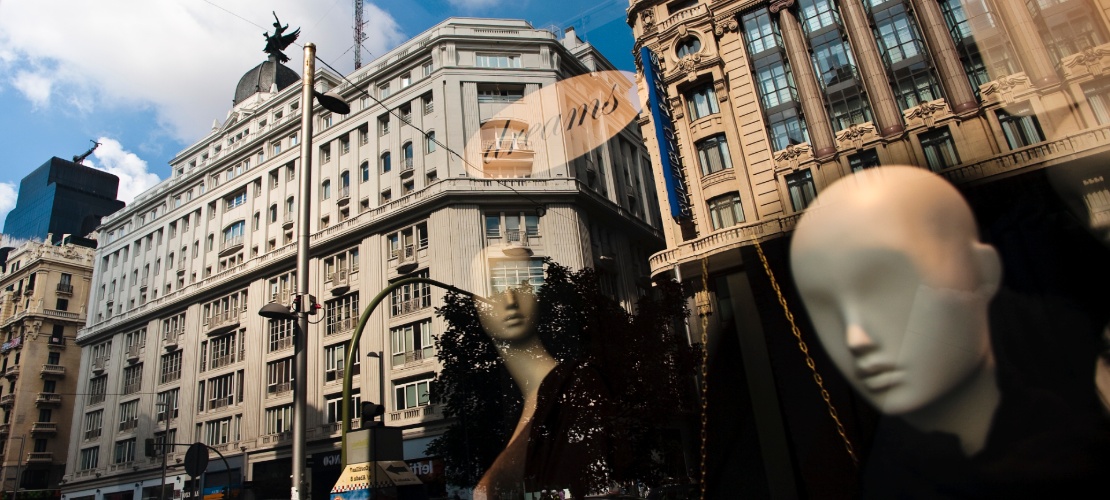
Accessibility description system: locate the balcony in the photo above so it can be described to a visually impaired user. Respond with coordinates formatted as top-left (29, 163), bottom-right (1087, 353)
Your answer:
top-left (207, 310), bottom-right (241, 336)
top-left (163, 330), bottom-right (181, 350)
top-left (219, 235), bottom-right (244, 257)
top-left (40, 364), bottom-right (65, 379)
top-left (0, 394), bottom-right (12, 408)
top-left (30, 422), bottom-right (58, 435)
top-left (26, 452), bottom-right (53, 464)
top-left (0, 423), bottom-right (9, 435)
top-left (123, 382), bottom-right (142, 395)
top-left (160, 370), bottom-right (181, 384)
top-left (400, 158), bottom-right (414, 178)
top-left (48, 334), bottom-right (65, 349)
top-left (388, 404), bottom-right (439, 423)
top-left (35, 392), bottom-right (62, 407)
top-left (325, 318), bottom-right (354, 336)
top-left (56, 283), bottom-right (74, 295)
top-left (337, 185), bottom-right (350, 205)
top-left (283, 212), bottom-right (295, 230)
top-left (501, 230), bottom-right (535, 257)
top-left (140, 277), bottom-right (149, 290)
top-left (267, 382), bottom-right (292, 396)
top-left (118, 418), bottom-right (138, 432)
top-left (395, 245), bottom-right (419, 274)
top-left (4, 365), bottom-right (18, 380)
top-left (126, 345), bottom-right (141, 362)
top-left (92, 357), bottom-right (107, 374)
top-left (84, 428), bottom-right (102, 440)
top-left (392, 298), bottom-right (429, 317)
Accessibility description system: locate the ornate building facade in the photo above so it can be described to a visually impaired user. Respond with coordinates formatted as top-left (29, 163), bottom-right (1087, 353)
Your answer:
top-left (61, 18), bottom-right (660, 500)
top-left (631, 0), bottom-right (1110, 496)
top-left (0, 237), bottom-right (94, 493)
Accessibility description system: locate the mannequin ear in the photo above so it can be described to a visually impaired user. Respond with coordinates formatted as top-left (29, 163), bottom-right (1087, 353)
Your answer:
top-left (972, 242), bottom-right (1002, 297)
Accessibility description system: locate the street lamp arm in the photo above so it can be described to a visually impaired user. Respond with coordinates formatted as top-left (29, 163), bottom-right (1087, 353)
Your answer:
top-left (340, 277), bottom-right (488, 468)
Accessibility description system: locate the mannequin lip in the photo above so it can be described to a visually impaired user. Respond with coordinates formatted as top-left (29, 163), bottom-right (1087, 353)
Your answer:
top-left (856, 363), bottom-right (902, 391)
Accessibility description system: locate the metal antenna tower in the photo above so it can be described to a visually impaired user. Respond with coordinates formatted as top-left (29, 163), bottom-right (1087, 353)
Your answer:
top-left (354, 0), bottom-right (367, 68)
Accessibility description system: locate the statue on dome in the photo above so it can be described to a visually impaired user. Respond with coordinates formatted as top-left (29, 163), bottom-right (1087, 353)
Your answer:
top-left (263, 11), bottom-right (300, 64)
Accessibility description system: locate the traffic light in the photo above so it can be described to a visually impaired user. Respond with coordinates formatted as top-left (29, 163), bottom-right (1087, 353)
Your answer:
top-left (145, 438), bottom-right (156, 457)
top-left (361, 402), bottom-right (386, 428)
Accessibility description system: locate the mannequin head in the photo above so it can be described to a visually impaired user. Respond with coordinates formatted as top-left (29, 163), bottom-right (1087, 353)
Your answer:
top-left (479, 288), bottom-right (540, 345)
top-left (790, 166), bottom-right (1002, 417)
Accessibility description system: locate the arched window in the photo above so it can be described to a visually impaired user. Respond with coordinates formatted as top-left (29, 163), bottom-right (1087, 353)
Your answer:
top-left (402, 142), bottom-right (414, 170)
top-left (286, 196), bottom-right (295, 214)
top-left (321, 179), bottom-right (332, 200)
top-left (359, 161), bottom-right (369, 183)
top-left (676, 37), bottom-right (701, 58)
top-left (381, 152), bottom-right (392, 173)
top-left (269, 204), bottom-right (278, 223)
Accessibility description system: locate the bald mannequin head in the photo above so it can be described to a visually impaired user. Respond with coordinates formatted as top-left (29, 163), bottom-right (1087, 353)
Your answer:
top-left (791, 166), bottom-right (1002, 453)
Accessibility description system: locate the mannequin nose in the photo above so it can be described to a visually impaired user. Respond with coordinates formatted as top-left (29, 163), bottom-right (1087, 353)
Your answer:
top-left (503, 289), bottom-right (519, 308)
top-left (846, 323), bottom-right (875, 353)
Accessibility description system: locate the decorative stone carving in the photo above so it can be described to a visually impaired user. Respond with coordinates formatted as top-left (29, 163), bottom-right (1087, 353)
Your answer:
top-left (773, 142), bottom-right (813, 172)
top-left (1063, 44), bottom-right (1110, 78)
top-left (835, 122), bottom-right (878, 150)
top-left (641, 9), bottom-right (655, 29)
top-left (769, 0), bottom-right (796, 14)
top-left (714, 17), bottom-right (739, 37)
top-left (714, 80), bottom-right (728, 102)
top-left (677, 54), bottom-right (702, 74)
top-left (980, 73), bottom-right (1030, 105)
top-left (903, 98), bottom-right (951, 128)
top-left (669, 97), bottom-right (685, 120)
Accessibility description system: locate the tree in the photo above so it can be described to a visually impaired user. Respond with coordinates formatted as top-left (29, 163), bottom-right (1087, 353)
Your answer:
top-left (428, 260), bottom-right (696, 490)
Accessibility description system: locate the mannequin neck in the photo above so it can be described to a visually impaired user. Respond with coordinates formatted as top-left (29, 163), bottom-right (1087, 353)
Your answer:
top-left (902, 359), bottom-right (1000, 455)
top-left (496, 335), bottom-right (557, 402)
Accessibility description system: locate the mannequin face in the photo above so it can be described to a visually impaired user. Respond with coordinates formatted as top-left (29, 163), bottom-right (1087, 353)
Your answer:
top-left (793, 246), bottom-right (993, 415)
top-left (479, 288), bottom-right (539, 343)
top-left (790, 167), bottom-right (999, 416)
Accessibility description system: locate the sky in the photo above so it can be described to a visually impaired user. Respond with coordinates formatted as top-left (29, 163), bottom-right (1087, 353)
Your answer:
top-left (0, 0), bottom-right (635, 232)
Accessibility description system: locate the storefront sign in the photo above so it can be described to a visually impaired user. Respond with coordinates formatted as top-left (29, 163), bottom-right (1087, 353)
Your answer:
top-left (641, 46), bottom-right (692, 220)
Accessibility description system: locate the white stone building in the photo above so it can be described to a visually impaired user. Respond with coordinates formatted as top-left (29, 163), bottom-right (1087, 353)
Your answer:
top-left (61, 18), bottom-right (661, 500)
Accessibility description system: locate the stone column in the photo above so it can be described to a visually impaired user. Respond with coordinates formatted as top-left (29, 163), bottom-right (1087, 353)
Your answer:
top-left (839, 0), bottom-right (905, 136)
top-left (993, 0), bottom-right (1059, 88)
top-left (774, 1), bottom-right (837, 158)
top-left (909, 0), bottom-right (978, 114)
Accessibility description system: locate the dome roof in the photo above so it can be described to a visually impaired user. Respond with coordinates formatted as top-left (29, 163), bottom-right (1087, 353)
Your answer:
top-left (233, 59), bottom-right (300, 105)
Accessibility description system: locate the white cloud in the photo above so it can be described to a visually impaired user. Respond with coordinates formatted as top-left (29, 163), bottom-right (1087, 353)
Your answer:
top-left (0, 182), bottom-right (16, 233)
top-left (0, 1), bottom-right (405, 143)
top-left (10, 70), bottom-right (52, 107)
top-left (84, 137), bottom-right (161, 204)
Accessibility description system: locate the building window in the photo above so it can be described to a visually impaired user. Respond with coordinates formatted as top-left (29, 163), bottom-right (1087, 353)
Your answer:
top-left (695, 134), bottom-right (734, 176)
top-left (1084, 79), bottom-right (1110, 124)
top-left (122, 365), bottom-right (143, 395)
top-left (204, 417), bottom-right (234, 445)
top-left (422, 61), bottom-right (433, 77)
top-left (265, 405), bottom-right (294, 434)
top-left (919, 127), bottom-right (960, 171)
top-left (118, 399), bottom-right (139, 431)
top-left (340, 136), bottom-right (350, 154)
top-left (786, 170), bottom-right (818, 211)
top-left (321, 144), bottom-right (332, 163)
top-left (378, 84), bottom-right (391, 99)
top-left (225, 189), bottom-right (247, 210)
top-left (379, 115), bottom-right (390, 136)
top-left (395, 377), bottom-right (432, 411)
top-left (88, 375), bottom-right (108, 405)
top-left (997, 105), bottom-right (1045, 149)
top-left (361, 161), bottom-right (370, 183)
top-left (870, 1), bottom-right (944, 110)
top-left (401, 72), bottom-right (412, 88)
top-left (423, 93), bottom-right (434, 114)
top-left (114, 439), bottom-right (136, 464)
top-left (222, 221), bottom-right (245, 249)
top-left (326, 393), bottom-right (362, 424)
top-left (269, 318), bottom-right (294, 352)
top-left (849, 149), bottom-right (881, 172)
top-left (425, 131), bottom-right (436, 153)
top-left (321, 179), bottom-right (332, 200)
top-left (79, 447), bottom-right (100, 470)
top-left (324, 343), bottom-right (360, 383)
top-left (381, 152), bottom-right (392, 173)
top-left (675, 37), bottom-right (701, 58)
top-left (707, 194), bottom-right (745, 230)
top-left (743, 8), bottom-right (809, 150)
top-left (685, 83), bottom-right (720, 120)
top-left (484, 212), bottom-right (539, 242)
top-left (390, 270), bottom-right (432, 316)
top-left (160, 351), bottom-right (182, 384)
top-left (84, 410), bottom-right (103, 440)
top-left (157, 389), bottom-right (180, 421)
top-left (267, 358), bottom-right (293, 395)
top-left (1032, 0), bottom-right (1107, 65)
top-left (402, 142), bottom-right (414, 171)
top-left (392, 319), bottom-right (434, 365)
top-left (490, 259), bottom-right (545, 294)
top-left (325, 294), bottom-right (359, 336)
top-left (476, 53), bottom-right (521, 68)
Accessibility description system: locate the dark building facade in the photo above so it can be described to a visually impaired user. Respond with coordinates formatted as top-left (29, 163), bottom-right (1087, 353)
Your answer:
top-left (4, 158), bottom-right (125, 243)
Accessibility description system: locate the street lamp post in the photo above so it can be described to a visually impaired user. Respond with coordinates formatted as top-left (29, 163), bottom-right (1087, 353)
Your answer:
top-left (257, 42), bottom-right (350, 500)
top-left (339, 278), bottom-right (490, 468)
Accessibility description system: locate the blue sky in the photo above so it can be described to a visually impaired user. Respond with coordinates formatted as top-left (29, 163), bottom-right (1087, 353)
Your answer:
top-left (0, 0), bottom-right (634, 232)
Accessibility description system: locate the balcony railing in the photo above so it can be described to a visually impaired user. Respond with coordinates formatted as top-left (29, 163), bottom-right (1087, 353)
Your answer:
top-left (267, 382), bottom-right (292, 395)
top-left (210, 354), bottom-right (235, 369)
top-left (0, 423), bottom-right (9, 434)
top-left (88, 392), bottom-right (106, 405)
top-left (4, 366), bottom-right (19, 379)
top-left (27, 452), bottom-right (53, 463)
top-left (118, 419), bottom-right (138, 432)
top-left (207, 310), bottom-right (240, 332)
top-left (84, 428), bottom-right (101, 440)
top-left (209, 396), bottom-right (234, 410)
top-left (481, 139), bottom-right (533, 153)
top-left (0, 395), bottom-right (12, 407)
top-left (40, 364), bottom-right (65, 378)
top-left (126, 345), bottom-right (141, 361)
top-left (326, 318), bottom-right (354, 336)
top-left (56, 283), bottom-right (73, 295)
top-left (160, 370), bottom-right (181, 384)
top-left (35, 393), bottom-right (62, 406)
top-left (220, 235), bottom-right (245, 255)
top-left (338, 185), bottom-right (350, 200)
top-left (392, 298), bottom-right (429, 316)
top-left (388, 404), bottom-right (438, 422)
top-left (123, 382), bottom-right (142, 395)
top-left (31, 422), bottom-right (59, 434)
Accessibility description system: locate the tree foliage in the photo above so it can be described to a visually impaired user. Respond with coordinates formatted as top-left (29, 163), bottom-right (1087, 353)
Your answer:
top-left (428, 260), bottom-right (697, 489)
